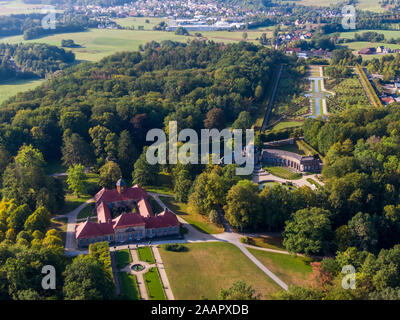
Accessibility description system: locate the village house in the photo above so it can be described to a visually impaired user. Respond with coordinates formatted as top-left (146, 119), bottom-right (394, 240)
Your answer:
top-left (75, 179), bottom-right (180, 247)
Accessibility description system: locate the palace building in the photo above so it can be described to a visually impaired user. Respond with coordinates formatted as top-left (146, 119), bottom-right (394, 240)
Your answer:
top-left (261, 149), bottom-right (322, 173)
top-left (75, 179), bottom-right (180, 247)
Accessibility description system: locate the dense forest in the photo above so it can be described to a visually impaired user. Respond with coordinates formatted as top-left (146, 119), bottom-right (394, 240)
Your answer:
top-left (0, 43), bottom-right (75, 80)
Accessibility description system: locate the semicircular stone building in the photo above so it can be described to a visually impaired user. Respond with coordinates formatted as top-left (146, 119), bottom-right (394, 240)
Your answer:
top-left (261, 149), bottom-right (322, 173)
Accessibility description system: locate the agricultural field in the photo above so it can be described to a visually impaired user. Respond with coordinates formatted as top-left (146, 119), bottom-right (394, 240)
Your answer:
top-left (159, 242), bottom-right (283, 299)
top-left (0, 27), bottom-right (273, 63)
top-left (0, 79), bottom-right (45, 105)
top-left (247, 248), bottom-right (313, 287)
top-left (339, 30), bottom-right (400, 40)
top-left (283, 0), bottom-right (384, 12)
top-left (0, 0), bottom-right (43, 15)
top-left (0, 29), bottom-right (190, 62)
top-left (112, 17), bottom-right (166, 30)
top-left (345, 41), bottom-right (400, 51)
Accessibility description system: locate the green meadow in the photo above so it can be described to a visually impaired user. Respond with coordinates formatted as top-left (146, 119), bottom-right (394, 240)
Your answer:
top-left (0, 78), bottom-right (45, 105)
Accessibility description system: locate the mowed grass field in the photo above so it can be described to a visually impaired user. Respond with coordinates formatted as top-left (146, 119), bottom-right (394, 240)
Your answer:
top-left (144, 267), bottom-right (166, 300)
top-left (0, 28), bottom-right (273, 63)
top-left (0, 29), bottom-right (190, 62)
top-left (339, 30), bottom-right (400, 40)
top-left (283, 0), bottom-right (384, 12)
top-left (159, 242), bottom-right (283, 300)
top-left (0, 0), bottom-right (43, 15)
top-left (137, 246), bottom-right (156, 264)
top-left (248, 248), bottom-right (313, 287)
top-left (112, 17), bottom-right (166, 30)
top-left (0, 78), bottom-right (45, 105)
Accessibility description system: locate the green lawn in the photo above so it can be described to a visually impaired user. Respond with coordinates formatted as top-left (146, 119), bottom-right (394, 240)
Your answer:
top-left (248, 248), bottom-right (313, 287)
top-left (159, 242), bottom-right (282, 300)
top-left (285, 0), bottom-right (384, 12)
top-left (144, 267), bottom-right (166, 300)
top-left (245, 235), bottom-right (286, 251)
top-left (115, 249), bottom-right (132, 269)
top-left (119, 272), bottom-right (140, 300)
top-left (0, 0), bottom-right (45, 15)
top-left (274, 143), bottom-right (306, 156)
top-left (338, 30), bottom-right (400, 40)
top-left (306, 178), bottom-right (322, 189)
top-left (112, 17), bottom-right (166, 30)
top-left (345, 41), bottom-right (400, 51)
top-left (263, 166), bottom-right (302, 180)
top-left (137, 246), bottom-right (156, 264)
top-left (77, 202), bottom-right (96, 220)
top-left (0, 78), bottom-right (45, 105)
top-left (272, 121), bottom-right (303, 131)
top-left (59, 193), bottom-right (92, 215)
top-left (144, 172), bottom-right (174, 196)
top-left (159, 196), bottom-right (224, 234)
top-left (0, 29), bottom-right (189, 62)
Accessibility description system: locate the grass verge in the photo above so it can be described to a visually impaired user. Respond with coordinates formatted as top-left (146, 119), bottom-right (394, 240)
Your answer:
top-left (137, 246), bottom-right (156, 264)
top-left (119, 272), bottom-right (140, 300)
top-left (115, 249), bottom-right (132, 269)
top-left (144, 267), bottom-right (166, 300)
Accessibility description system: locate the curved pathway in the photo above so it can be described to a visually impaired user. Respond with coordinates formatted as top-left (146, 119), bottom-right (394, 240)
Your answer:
top-left (63, 198), bottom-right (94, 256)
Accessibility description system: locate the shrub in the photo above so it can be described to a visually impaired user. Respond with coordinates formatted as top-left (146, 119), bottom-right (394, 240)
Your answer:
top-left (240, 236), bottom-right (255, 245)
top-left (162, 244), bottom-right (188, 252)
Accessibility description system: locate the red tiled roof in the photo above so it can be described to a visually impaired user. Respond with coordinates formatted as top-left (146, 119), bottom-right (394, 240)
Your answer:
top-left (137, 197), bottom-right (153, 218)
top-left (97, 201), bottom-right (111, 223)
top-left (382, 97), bottom-right (395, 104)
top-left (145, 209), bottom-right (180, 229)
top-left (94, 184), bottom-right (148, 205)
top-left (112, 212), bottom-right (145, 229)
top-left (76, 219), bottom-right (114, 239)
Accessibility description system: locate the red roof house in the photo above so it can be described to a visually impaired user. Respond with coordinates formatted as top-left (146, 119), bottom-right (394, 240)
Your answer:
top-left (75, 179), bottom-right (180, 247)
